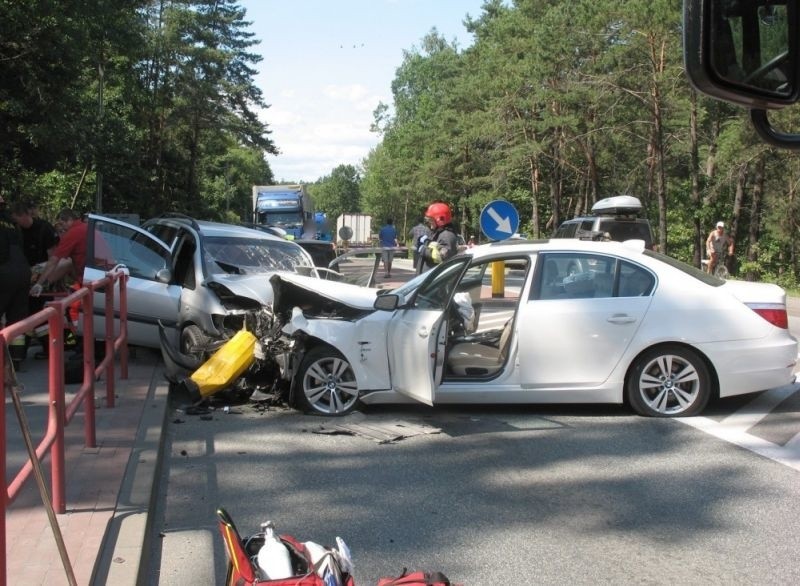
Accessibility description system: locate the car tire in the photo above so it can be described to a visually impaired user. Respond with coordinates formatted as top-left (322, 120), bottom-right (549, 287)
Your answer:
top-left (626, 345), bottom-right (711, 417)
top-left (180, 325), bottom-right (212, 363)
top-left (294, 345), bottom-right (359, 416)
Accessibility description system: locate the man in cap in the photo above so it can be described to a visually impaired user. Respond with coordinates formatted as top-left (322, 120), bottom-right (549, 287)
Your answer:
top-left (706, 221), bottom-right (734, 275)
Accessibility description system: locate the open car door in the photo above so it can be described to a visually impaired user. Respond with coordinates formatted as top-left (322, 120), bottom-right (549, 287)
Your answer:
top-left (83, 214), bottom-right (181, 348)
top-left (386, 259), bottom-right (470, 405)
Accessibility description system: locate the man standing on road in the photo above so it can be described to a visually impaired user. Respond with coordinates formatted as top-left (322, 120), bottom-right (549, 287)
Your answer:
top-left (409, 215), bottom-right (431, 270)
top-left (706, 221), bottom-right (734, 275)
top-left (417, 201), bottom-right (459, 274)
top-left (378, 217), bottom-right (398, 278)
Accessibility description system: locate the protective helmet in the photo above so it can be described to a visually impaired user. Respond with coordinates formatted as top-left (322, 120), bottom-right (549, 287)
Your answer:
top-left (425, 202), bottom-right (452, 228)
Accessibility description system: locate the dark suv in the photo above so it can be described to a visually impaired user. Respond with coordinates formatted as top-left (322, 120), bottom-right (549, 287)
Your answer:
top-left (553, 195), bottom-right (654, 249)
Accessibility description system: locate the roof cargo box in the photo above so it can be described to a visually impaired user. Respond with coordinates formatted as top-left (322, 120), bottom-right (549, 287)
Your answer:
top-left (591, 195), bottom-right (642, 216)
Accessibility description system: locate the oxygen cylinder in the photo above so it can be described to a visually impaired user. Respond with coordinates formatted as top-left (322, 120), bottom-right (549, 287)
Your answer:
top-left (257, 522), bottom-right (293, 580)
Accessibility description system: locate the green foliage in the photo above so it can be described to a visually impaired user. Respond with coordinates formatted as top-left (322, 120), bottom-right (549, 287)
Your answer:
top-left (309, 165), bottom-right (362, 224)
top-left (1, 0), bottom-right (273, 223)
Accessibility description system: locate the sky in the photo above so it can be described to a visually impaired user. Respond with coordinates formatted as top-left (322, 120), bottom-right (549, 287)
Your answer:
top-left (238, 0), bottom-right (488, 183)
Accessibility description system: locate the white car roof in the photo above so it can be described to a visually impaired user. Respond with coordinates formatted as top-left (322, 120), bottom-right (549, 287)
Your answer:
top-left (466, 238), bottom-right (647, 260)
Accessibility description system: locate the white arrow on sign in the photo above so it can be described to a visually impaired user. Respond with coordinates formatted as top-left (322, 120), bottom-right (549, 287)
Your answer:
top-left (487, 206), bottom-right (513, 234)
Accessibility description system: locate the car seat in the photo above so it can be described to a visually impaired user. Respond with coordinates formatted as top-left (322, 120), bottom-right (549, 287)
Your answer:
top-left (447, 319), bottom-right (513, 376)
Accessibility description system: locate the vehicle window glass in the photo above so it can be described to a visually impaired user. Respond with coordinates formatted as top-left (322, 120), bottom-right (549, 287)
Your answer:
top-left (533, 253), bottom-right (617, 300)
top-left (555, 222), bottom-right (577, 238)
top-left (173, 236), bottom-right (196, 289)
top-left (145, 223), bottom-right (179, 248)
top-left (203, 236), bottom-right (313, 275)
top-left (598, 220), bottom-right (651, 244)
top-left (91, 220), bottom-right (170, 280)
top-left (618, 261), bottom-right (655, 297)
top-left (414, 259), bottom-right (469, 310)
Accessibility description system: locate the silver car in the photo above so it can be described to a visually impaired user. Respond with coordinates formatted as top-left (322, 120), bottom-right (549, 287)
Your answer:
top-left (83, 213), bottom-right (316, 359)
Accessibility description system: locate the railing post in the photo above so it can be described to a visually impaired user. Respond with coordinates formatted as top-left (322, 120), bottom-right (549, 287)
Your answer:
top-left (104, 278), bottom-right (116, 408)
top-left (48, 304), bottom-right (67, 514)
top-left (81, 290), bottom-right (96, 448)
top-left (1, 337), bottom-right (7, 586)
top-left (118, 272), bottom-right (128, 379)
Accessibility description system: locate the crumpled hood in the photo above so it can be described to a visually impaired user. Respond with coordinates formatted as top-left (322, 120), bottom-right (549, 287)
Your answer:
top-left (206, 273), bottom-right (277, 305)
top-left (270, 273), bottom-right (381, 311)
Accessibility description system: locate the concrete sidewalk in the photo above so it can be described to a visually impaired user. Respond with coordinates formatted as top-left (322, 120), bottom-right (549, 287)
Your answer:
top-left (4, 347), bottom-right (168, 586)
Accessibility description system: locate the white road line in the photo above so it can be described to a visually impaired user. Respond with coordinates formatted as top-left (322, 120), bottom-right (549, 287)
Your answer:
top-left (681, 384), bottom-right (800, 472)
top-left (718, 385), bottom-right (799, 430)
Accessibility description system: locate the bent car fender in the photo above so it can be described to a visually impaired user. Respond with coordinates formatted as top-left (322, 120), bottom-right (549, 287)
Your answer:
top-left (283, 307), bottom-right (392, 391)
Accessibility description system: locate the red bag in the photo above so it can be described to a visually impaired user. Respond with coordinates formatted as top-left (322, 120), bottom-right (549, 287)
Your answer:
top-left (377, 569), bottom-right (455, 586)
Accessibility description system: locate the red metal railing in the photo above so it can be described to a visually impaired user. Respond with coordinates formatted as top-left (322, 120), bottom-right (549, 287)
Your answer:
top-left (0, 269), bottom-right (128, 585)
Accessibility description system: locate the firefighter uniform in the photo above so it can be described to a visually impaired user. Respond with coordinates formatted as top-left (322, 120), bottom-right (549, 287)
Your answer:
top-left (0, 209), bottom-right (32, 367)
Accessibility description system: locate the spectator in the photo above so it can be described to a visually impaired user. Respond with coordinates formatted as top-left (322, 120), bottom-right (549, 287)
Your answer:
top-left (378, 217), bottom-right (399, 278)
top-left (409, 216), bottom-right (431, 270)
top-left (706, 221), bottom-right (734, 275)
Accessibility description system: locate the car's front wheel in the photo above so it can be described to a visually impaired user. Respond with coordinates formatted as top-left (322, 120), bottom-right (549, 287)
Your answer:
top-left (180, 325), bottom-right (213, 363)
top-left (294, 346), bottom-right (359, 416)
top-left (626, 345), bottom-right (711, 417)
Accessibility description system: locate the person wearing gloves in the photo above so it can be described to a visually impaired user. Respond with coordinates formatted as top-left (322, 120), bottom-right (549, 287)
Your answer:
top-left (417, 201), bottom-right (459, 274)
top-left (30, 208), bottom-right (88, 297)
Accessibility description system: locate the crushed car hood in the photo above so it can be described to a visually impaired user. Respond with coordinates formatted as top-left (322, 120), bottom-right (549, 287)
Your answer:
top-left (206, 273), bottom-right (278, 305)
top-left (269, 273), bottom-right (381, 323)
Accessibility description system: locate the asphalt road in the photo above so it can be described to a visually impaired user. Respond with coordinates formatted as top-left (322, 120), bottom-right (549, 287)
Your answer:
top-left (148, 399), bottom-right (800, 584)
top-left (145, 292), bottom-right (800, 585)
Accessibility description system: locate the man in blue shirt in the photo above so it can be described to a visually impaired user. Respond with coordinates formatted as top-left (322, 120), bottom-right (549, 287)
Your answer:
top-left (378, 218), bottom-right (398, 277)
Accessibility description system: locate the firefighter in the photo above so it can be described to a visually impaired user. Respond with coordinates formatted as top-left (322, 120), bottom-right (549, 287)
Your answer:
top-left (417, 201), bottom-right (459, 274)
top-left (0, 199), bottom-right (33, 369)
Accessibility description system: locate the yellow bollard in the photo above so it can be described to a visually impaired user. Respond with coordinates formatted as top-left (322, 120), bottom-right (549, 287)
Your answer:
top-left (491, 261), bottom-right (505, 298)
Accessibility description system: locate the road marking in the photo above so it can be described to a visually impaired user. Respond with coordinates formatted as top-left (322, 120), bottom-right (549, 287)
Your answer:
top-left (681, 384), bottom-right (800, 472)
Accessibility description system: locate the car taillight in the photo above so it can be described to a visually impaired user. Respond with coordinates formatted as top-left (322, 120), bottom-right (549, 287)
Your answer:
top-left (748, 304), bottom-right (789, 329)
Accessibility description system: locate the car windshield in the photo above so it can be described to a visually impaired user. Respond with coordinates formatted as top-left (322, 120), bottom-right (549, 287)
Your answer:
top-left (203, 236), bottom-right (313, 275)
top-left (260, 212), bottom-right (302, 228)
top-left (643, 249), bottom-right (725, 287)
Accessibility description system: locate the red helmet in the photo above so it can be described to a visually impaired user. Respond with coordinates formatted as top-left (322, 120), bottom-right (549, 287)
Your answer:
top-left (425, 202), bottom-right (452, 228)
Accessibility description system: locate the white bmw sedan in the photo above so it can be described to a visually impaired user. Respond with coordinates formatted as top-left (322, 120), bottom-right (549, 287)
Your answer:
top-left (270, 239), bottom-right (797, 418)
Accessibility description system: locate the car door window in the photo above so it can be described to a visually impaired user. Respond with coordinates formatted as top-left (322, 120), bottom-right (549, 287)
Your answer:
top-left (533, 253), bottom-right (654, 299)
top-left (413, 259), bottom-right (469, 310)
top-left (618, 261), bottom-right (655, 297)
top-left (91, 219), bottom-right (171, 280)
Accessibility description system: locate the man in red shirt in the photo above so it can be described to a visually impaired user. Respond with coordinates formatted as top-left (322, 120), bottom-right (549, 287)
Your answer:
top-left (30, 208), bottom-right (88, 295)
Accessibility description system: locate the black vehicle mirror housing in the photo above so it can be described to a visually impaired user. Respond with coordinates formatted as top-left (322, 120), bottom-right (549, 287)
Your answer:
top-left (374, 293), bottom-right (401, 311)
top-left (684, 0), bottom-right (800, 109)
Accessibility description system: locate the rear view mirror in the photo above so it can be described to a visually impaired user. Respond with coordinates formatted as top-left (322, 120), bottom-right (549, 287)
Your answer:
top-left (685, 0), bottom-right (799, 108)
top-left (684, 0), bottom-right (800, 148)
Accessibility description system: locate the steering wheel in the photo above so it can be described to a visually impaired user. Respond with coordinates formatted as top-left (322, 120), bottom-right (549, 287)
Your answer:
top-left (743, 51), bottom-right (789, 85)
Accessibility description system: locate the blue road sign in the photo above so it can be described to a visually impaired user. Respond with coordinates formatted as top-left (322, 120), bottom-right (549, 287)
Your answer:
top-left (480, 200), bottom-right (519, 241)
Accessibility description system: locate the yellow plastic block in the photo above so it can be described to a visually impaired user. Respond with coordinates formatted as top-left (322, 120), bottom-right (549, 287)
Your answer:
top-left (189, 329), bottom-right (257, 398)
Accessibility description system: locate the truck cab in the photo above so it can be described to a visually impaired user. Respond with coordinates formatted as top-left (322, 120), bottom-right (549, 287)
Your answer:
top-left (252, 184), bottom-right (314, 239)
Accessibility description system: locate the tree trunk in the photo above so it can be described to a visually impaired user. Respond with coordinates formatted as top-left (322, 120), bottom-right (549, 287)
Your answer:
top-left (731, 162), bottom-right (748, 276)
top-left (745, 157), bottom-right (765, 280)
top-left (528, 155), bottom-right (541, 238)
top-left (689, 90), bottom-right (703, 268)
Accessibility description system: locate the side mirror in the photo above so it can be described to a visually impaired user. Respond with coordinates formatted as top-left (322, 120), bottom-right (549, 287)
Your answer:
top-left (156, 268), bottom-right (172, 283)
top-left (374, 293), bottom-right (401, 311)
top-left (684, 0), bottom-right (800, 147)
